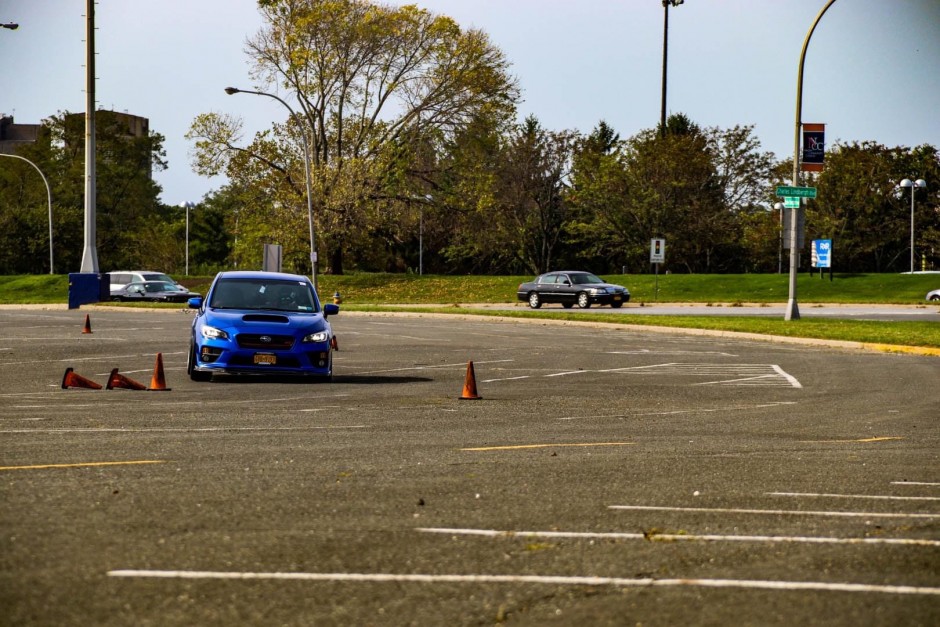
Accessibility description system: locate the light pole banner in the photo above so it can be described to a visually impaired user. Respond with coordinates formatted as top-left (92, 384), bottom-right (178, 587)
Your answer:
top-left (801, 123), bottom-right (825, 172)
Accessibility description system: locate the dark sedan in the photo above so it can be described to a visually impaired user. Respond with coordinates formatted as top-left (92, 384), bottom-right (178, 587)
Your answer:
top-left (110, 281), bottom-right (200, 303)
top-left (517, 271), bottom-right (630, 309)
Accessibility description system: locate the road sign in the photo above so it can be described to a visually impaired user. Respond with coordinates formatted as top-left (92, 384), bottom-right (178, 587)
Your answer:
top-left (783, 197), bottom-right (800, 209)
top-left (812, 239), bottom-right (832, 268)
top-left (776, 186), bottom-right (817, 198)
top-left (650, 238), bottom-right (665, 264)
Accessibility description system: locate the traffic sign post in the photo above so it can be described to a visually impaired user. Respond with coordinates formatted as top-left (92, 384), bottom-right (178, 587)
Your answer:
top-left (811, 239), bottom-right (832, 281)
top-left (650, 238), bottom-right (665, 301)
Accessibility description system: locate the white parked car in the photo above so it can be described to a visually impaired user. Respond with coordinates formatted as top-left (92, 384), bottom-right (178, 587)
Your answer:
top-left (108, 271), bottom-right (181, 292)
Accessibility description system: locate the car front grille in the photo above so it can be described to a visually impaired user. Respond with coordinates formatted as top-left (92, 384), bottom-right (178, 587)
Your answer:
top-left (236, 334), bottom-right (295, 349)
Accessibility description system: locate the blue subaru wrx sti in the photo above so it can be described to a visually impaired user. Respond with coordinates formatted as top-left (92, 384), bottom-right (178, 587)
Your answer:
top-left (187, 271), bottom-right (338, 381)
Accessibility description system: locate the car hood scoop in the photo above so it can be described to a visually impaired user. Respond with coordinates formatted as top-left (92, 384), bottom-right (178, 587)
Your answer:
top-left (241, 314), bottom-right (291, 324)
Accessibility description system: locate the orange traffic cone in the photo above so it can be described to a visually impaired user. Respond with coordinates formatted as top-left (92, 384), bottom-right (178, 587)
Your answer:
top-left (106, 368), bottom-right (148, 391)
top-left (148, 353), bottom-right (171, 391)
top-left (61, 367), bottom-right (103, 390)
top-left (82, 314), bottom-right (93, 334)
top-left (459, 361), bottom-right (482, 400)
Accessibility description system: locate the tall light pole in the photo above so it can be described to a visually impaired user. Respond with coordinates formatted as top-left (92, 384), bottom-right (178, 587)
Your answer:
top-left (224, 86), bottom-right (318, 290)
top-left (660, 0), bottom-right (683, 137)
top-left (179, 202), bottom-right (196, 276)
top-left (0, 153), bottom-right (54, 273)
top-left (80, 0), bottom-right (99, 273)
top-left (786, 0), bottom-right (837, 321)
top-left (900, 178), bottom-right (927, 274)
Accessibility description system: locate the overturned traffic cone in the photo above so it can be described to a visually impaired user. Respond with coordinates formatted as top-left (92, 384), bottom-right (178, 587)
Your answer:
top-left (82, 314), bottom-right (93, 334)
top-left (106, 368), bottom-right (148, 391)
top-left (62, 367), bottom-right (103, 390)
top-left (458, 360), bottom-right (482, 400)
top-left (148, 353), bottom-right (171, 391)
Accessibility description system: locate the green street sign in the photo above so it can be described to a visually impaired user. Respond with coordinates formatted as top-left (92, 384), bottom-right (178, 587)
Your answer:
top-left (783, 197), bottom-right (800, 208)
top-left (776, 186), bottom-right (817, 198)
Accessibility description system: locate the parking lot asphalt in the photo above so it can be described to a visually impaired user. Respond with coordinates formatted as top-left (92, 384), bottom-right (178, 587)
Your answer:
top-left (1, 307), bottom-right (938, 625)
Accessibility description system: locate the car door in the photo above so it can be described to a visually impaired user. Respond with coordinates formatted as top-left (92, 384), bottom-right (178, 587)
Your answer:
top-left (538, 273), bottom-right (558, 303)
top-left (556, 273), bottom-right (577, 305)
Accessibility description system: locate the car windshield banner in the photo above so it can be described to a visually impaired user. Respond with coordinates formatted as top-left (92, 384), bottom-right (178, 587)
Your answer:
top-left (801, 123), bottom-right (825, 172)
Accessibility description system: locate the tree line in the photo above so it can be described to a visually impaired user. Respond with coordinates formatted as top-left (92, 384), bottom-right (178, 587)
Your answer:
top-left (1, 0), bottom-right (937, 277)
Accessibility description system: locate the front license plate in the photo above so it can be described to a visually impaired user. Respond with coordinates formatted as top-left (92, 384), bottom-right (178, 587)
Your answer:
top-left (253, 353), bottom-right (277, 365)
top-left (613, 295), bottom-right (622, 301)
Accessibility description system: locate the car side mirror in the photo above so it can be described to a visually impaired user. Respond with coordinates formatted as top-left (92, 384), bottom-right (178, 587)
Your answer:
top-left (188, 297), bottom-right (203, 309)
top-left (323, 303), bottom-right (339, 318)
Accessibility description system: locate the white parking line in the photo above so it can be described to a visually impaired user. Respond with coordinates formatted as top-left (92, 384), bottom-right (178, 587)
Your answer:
top-left (557, 401), bottom-right (797, 421)
top-left (106, 570), bottom-right (940, 596)
top-left (415, 527), bottom-right (940, 547)
top-left (768, 492), bottom-right (940, 502)
top-left (608, 505), bottom-right (940, 519)
top-left (892, 481), bottom-right (940, 487)
top-left (350, 359), bottom-right (513, 376)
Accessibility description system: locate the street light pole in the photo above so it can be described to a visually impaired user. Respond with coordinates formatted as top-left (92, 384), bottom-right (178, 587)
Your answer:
top-left (900, 178), bottom-right (927, 274)
top-left (179, 202), bottom-right (196, 276)
top-left (224, 86), bottom-right (318, 291)
top-left (660, 0), bottom-right (683, 137)
top-left (0, 153), bottom-right (54, 273)
top-left (786, 0), bottom-right (837, 321)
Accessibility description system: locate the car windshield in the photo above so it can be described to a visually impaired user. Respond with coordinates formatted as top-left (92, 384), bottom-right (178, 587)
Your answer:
top-left (567, 273), bottom-right (604, 285)
top-left (209, 278), bottom-right (318, 312)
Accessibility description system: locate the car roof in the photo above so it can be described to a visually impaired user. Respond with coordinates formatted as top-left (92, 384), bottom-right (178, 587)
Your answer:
top-left (214, 270), bottom-right (312, 283)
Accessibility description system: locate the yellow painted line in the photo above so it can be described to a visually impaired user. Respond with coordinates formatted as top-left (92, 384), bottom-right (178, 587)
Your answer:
top-left (799, 437), bottom-right (903, 444)
top-left (0, 460), bottom-right (166, 471)
top-left (461, 442), bottom-right (634, 452)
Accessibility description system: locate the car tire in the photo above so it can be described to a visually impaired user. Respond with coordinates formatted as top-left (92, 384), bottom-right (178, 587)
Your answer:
top-left (187, 341), bottom-right (212, 382)
top-left (930, 295), bottom-right (940, 302)
top-left (610, 302), bottom-right (623, 309)
top-left (577, 292), bottom-right (591, 309)
top-left (562, 303), bottom-right (573, 309)
top-left (528, 292), bottom-right (542, 309)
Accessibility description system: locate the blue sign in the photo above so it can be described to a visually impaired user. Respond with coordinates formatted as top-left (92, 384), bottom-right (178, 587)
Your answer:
top-left (812, 239), bottom-right (832, 269)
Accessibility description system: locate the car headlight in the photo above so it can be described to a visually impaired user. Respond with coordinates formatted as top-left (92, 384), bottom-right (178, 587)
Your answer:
top-left (303, 330), bottom-right (330, 343)
top-left (201, 326), bottom-right (229, 340)
top-left (588, 287), bottom-right (608, 295)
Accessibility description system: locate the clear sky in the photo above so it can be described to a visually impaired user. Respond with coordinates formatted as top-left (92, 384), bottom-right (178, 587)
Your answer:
top-left (2, 0), bottom-right (939, 206)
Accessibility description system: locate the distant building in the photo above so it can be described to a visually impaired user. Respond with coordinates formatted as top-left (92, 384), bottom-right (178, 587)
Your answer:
top-left (0, 115), bottom-right (40, 154)
top-left (0, 110), bottom-right (151, 177)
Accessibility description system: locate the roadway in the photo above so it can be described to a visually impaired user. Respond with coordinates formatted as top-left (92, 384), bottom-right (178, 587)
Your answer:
top-left (1, 307), bottom-right (937, 625)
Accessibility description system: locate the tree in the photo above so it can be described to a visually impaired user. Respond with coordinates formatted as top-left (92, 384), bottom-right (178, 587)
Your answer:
top-left (810, 142), bottom-right (940, 272)
top-left (0, 111), bottom-right (168, 274)
top-left (188, 0), bottom-right (519, 274)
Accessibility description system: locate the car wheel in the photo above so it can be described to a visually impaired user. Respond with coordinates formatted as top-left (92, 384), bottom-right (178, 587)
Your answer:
top-left (187, 341), bottom-right (212, 382)
top-left (562, 303), bottom-right (573, 309)
top-left (528, 292), bottom-right (542, 309)
top-left (577, 292), bottom-right (591, 309)
top-left (930, 295), bottom-right (940, 302)
top-left (610, 302), bottom-right (623, 309)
